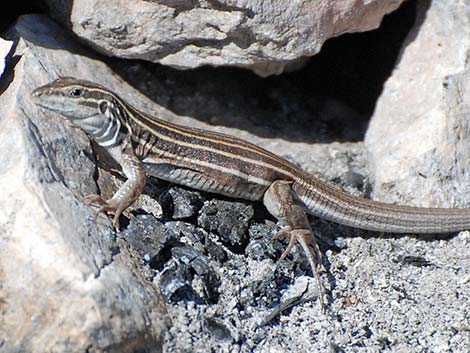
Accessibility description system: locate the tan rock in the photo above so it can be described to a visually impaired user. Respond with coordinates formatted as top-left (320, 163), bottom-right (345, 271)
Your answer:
top-left (0, 15), bottom-right (168, 352)
top-left (43, 0), bottom-right (404, 76)
top-left (365, 0), bottom-right (470, 207)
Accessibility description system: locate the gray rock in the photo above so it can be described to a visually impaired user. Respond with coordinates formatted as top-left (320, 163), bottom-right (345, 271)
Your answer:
top-left (43, 0), bottom-right (404, 76)
top-left (245, 223), bottom-right (277, 261)
top-left (165, 220), bottom-right (206, 245)
top-left (0, 15), bottom-right (168, 352)
top-left (123, 214), bottom-right (175, 263)
top-left (246, 222), bottom-right (298, 266)
top-left (165, 221), bottom-right (228, 263)
top-left (171, 245), bottom-right (221, 303)
top-left (365, 0), bottom-right (470, 207)
top-left (159, 261), bottom-right (201, 303)
top-left (159, 186), bottom-right (203, 220)
top-left (198, 199), bottom-right (254, 252)
top-left (122, 216), bottom-right (222, 304)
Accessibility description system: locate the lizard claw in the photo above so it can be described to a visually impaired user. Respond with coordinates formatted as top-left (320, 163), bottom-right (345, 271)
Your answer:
top-left (273, 226), bottom-right (297, 260)
top-left (83, 194), bottom-right (123, 230)
top-left (83, 194), bottom-right (107, 206)
top-left (274, 227), bottom-right (323, 264)
top-left (274, 227), bottom-right (326, 312)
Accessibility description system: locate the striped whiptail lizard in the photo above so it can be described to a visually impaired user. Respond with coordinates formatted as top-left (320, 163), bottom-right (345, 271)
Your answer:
top-left (32, 77), bottom-right (470, 311)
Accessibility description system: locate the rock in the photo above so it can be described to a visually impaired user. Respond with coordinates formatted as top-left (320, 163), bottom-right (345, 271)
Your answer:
top-left (259, 276), bottom-right (320, 326)
top-left (159, 186), bottom-right (203, 220)
top-left (123, 216), bottom-right (222, 304)
top-left (246, 222), bottom-right (282, 262)
top-left (159, 262), bottom-right (202, 304)
top-left (0, 15), bottom-right (168, 352)
top-left (123, 215), bottom-right (224, 304)
top-left (171, 245), bottom-right (220, 303)
top-left (245, 223), bottom-right (275, 261)
top-left (164, 221), bottom-right (206, 247)
top-left (365, 0), bottom-right (470, 207)
top-left (246, 222), bottom-right (311, 274)
top-left (158, 243), bottom-right (222, 304)
top-left (198, 199), bottom-right (254, 253)
top-left (123, 214), bottom-right (175, 263)
top-left (164, 221), bottom-right (228, 263)
top-left (42, 0), bottom-right (404, 76)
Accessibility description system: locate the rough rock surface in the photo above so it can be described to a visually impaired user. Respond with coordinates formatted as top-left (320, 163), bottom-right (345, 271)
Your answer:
top-left (1, 12), bottom-right (470, 353)
top-left (198, 200), bottom-right (254, 252)
top-left (365, 0), bottom-right (470, 207)
top-left (159, 186), bottom-right (203, 220)
top-left (0, 16), bottom-right (168, 353)
top-left (42, 0), bottom-right (404, 76)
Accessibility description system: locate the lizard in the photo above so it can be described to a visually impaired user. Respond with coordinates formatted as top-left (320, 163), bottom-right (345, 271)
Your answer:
top-left (31, 77), bottom-right (470, 311)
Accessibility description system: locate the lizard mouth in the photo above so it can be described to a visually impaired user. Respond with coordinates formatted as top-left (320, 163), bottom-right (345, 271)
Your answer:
top-left (31, 87), bottom-right (88, 118)
top-left (31, 86), bottom-right (60, 110)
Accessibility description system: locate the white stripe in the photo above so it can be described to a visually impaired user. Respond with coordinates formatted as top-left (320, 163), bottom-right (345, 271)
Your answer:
top-left (140, 138), bottom-right (272, 187)
top-left (95, 118), bottom-right (114, 140)
top-left (99, 117), bottom-right (121, 147)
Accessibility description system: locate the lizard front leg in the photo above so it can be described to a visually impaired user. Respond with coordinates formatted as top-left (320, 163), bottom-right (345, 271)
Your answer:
top-left (84, 140), bottom-right (146, 229)
top-left (263, 180), bottom-right (326, 311)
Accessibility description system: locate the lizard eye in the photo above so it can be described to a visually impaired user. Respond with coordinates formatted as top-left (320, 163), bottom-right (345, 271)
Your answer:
top-left (69, 88), bottom-right (83, 97)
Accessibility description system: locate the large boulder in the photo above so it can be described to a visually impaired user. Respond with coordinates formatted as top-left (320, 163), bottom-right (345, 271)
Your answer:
top-left (365, 0), bottom-right (470, 207)
top-left (42, 0), bottom-right (404, 76)
top-left (0, 16), bottom-right (168, 353)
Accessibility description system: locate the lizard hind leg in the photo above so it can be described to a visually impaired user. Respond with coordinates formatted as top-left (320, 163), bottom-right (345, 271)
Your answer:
top-left (263, 180), bottom-right (326, 312)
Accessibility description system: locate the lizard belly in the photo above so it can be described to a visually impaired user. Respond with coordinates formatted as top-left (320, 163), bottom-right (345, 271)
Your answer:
top-left (143, 161), bottom-right (268, 201)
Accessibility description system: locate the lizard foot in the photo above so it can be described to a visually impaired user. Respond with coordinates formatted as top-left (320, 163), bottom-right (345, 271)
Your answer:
top-left (83, 194), bottom-right (107, 206)
top-left (83, 194), bottom-right (124, 230)
top-left (274, 226), bottom-right (326, 312)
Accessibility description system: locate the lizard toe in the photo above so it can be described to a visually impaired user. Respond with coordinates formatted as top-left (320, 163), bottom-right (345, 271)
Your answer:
top-left (83, 194), bottom-right (107, 206)
top-left (275, 228), bottom-right (326, 312)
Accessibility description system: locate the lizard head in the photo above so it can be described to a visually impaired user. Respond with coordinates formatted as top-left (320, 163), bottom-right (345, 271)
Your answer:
top-left (31, 77), bottom-right (116, 119)
top-left (32, 77), bottom-right (130, 147)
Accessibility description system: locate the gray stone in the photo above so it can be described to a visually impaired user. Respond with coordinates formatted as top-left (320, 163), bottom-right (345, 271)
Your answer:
top-left (123, 214), bottom-right (174, 262)
top-left (157, 244), bottom-right (221, 304)
top-left (171, 245), bottom-right (221, 303)
top-left (165, 221), bottom-right (206, 245)
top-left (198, 199), bottom-right (254, 252)
top-left (43, 0), bottom-right (404, 76)
top-left (159, 186), bottom-right (203, 220)
top-left (165, 221), bottom-right (228, 263)
top-left (246, 222), bottom-right (287, 263)
top-left (365, 0), bottom-right (470, 207)
top-left (159, 261), bottom-right (201, 303)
